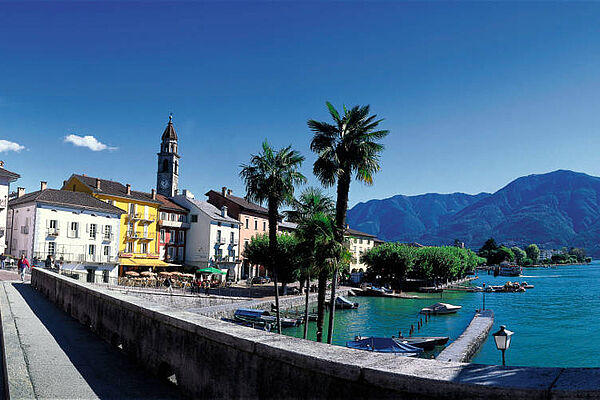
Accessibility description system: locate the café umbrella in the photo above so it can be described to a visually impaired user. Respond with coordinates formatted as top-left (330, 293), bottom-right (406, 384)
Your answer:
top-left (197, 267), bottom-right (226, 275)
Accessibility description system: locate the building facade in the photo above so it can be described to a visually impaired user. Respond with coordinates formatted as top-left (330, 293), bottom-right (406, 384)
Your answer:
top-left (172, 190), bottom-right (242, 280)
top-left (156, 115), bottom-right (180, 198)
top-left (156, 194), bottom-right (189, 264)
top-left (7, 184), bottom-right (124, 282)
top-left (206, 187), bottom-right (270, 279)
top-left (346, 227), bottom-right (381, 272)
top-left (62, 174), bottom-right (167, 273)
top-left (0, 162), bottom-right (20, 255)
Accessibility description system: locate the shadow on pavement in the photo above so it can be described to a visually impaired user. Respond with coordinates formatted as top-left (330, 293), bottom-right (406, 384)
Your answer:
top-left (11, 282), bottom-right (183, 400)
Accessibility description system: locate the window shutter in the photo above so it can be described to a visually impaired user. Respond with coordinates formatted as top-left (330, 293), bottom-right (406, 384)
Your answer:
top-left (86, 224), bottom-right (89, 233)
top-left (46, 219), bottom-right (49, 228)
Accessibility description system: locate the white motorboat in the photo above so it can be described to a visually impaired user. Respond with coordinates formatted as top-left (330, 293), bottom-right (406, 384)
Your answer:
top-left (420, 302), bottom-right (462, 315)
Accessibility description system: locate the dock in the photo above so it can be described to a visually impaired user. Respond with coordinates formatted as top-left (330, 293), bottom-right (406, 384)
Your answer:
top-left (436, 309), bottom-right (495, 363)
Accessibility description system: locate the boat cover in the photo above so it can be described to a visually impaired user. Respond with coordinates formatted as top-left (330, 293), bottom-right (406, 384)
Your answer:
top-left (336, 296), bottom-right (354, 306)
top-left (346, 337), bottom-right (423, 354)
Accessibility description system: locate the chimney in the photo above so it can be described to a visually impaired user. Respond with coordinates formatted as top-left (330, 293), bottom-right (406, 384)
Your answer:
top-left (126, 184), bottom-right (131, 195)
top-left (17, 187), bottom-right (25, 198)
top-left (151, 189), bottom-right (157, 200)
top-left (62, 180), bottom-right (67, 188)
top-left (174, 189), bottom-right (179, 196)
top-left (40, 181), bottom-right (47, 191)
top-left (227, 189), bottom-right (232, 196)
top-left (221, 187), bottom-right (227, 197)
top-left (95, 178), bottom-right (101, 190)
top-left (221, 205), bottom-right (227, 218)
top-left (183, 189), bottom-right (195, 199)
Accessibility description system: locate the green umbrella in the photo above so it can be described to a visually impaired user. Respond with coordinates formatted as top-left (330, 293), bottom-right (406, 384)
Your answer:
top-left (197, 267), bottom-right (227, 275)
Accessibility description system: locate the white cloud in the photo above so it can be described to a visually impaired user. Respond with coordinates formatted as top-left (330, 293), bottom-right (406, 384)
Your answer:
top-left (0, 140), bottom-right (25, 153)
top-left (64, 134), bottom-right (117, 151)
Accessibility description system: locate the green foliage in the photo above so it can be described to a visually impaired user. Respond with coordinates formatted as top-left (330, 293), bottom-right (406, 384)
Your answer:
top-left (510, 246), bottom-right (527, 265)
top-left (362, 244), bottom-right (484, 285)
top-left (568, 247), bottom-right (587, 263)
top-left (525, 244), bottom-right (540, 263)
top-left (522, 257), bottom-right (534, 266)
top-left (243, 234), bottom-right (302, 284)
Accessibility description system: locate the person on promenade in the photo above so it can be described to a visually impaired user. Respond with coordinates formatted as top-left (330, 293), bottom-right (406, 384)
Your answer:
top-left (164, 276), bottom-right (173, 294)
top-left (44, 255), bottom-right (54, 269)
top-left (18, 255), bottom-right (31, 282)
top-left (0, 254), bottom-right (5, 270)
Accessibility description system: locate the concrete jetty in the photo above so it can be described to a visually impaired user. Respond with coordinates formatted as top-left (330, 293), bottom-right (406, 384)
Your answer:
top-left (437, 309), bottom-right (495, 362)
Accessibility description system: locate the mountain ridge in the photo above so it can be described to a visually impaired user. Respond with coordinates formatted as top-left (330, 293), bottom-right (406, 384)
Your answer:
top-left (347, 169), bottom-right (600, 255)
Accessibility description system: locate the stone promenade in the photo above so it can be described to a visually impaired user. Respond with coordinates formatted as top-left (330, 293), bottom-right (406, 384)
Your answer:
top-left (0, 280), bottom-right (182, 399)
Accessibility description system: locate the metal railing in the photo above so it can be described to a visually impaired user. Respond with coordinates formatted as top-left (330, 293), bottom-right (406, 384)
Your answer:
top-left (46, 228), bottom-right (60, 237)
top-left (102, 232), bottom-right (114, 241)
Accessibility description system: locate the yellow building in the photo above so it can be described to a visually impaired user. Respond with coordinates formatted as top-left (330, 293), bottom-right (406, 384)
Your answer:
top-left (62, 174), bottom-right (167, 274)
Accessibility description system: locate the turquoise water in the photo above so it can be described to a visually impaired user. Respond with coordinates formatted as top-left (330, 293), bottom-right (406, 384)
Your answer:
top-left (283, 261), bottom-right (600, 367)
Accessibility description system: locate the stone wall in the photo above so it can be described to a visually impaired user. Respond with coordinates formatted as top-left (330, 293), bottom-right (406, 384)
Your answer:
top-left (437, 309), bottom-right (494, 363)
top-left (30, 269), bottom-right (600, 399)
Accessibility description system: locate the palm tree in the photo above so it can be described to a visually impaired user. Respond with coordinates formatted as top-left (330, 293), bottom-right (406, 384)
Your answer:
top-left (308, 102), bottom-right (389, 344)
top-left (240, 140), bottom-right (306, 333)
top-left (287, 187), bottom-right (335, 340)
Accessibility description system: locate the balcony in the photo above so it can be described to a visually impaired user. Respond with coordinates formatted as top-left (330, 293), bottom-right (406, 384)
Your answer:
top-left (127, 213), bottom-right (142, 221)
top-left (138, 232), bottom-right (154, 241)
top-left (215, 237), bottom-right (227, 246)
top-left (0, 198), bottom-right (6, 209)
top-left (229, 238), bottom-right (239, 247)
top-left (102, 233), bottom-right (114, 242)
top-left (158, 219), bottom-right (190, 229)
top-left (126, 230), bottom-right (140, 239)
top-left (33, 252), bottom-right (117, 264)
top-left (46, 228), bottom-right (60, 237)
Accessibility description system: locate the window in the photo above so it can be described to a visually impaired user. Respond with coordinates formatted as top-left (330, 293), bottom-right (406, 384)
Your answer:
top-left (359, 239), bottom-right (363, 244)
top-left (129, 203), bottom-right (136, 215)
top-left (178, 214), bottom-right (185, 222)
top-left (216, 230), bottom-right (222, 242)
top-left (218, 222), bottom-right (222, 227)
top-left (160, 229), bottom-right (165, 242)
top-left (126, 242), bottom-right (133, 253)
top-left (160, 212), bottom-right (166, 220)
top-left (141, 242), bottom-right (148, 253)
top-left (254, 220), bottom-right (258, 230)
top-left (263, 221), bottom-right (266, 232)
top-left (49, 220), bottom-right (57, 229)
top-left (245, 218), bottom-right (249, 229)
top-left (103, 246), bottom-right (110, 256)
top-left (230, 232), bottom-right (234, 243)
top-left (169, 230), bottom-right (175, 244)
top-left (170, 213), bottom-right (175, 221)
top-left (89, 245), bottom-right (96, 255)
top-left (69, 222), bottom-right (79, 238)
top-left (89, 223), bottom-right (97, 239)
top-left (244, 239), bottom-right (249, 250)
top-left (178, 231), bottom-right (184, 243)
top-left (104, 225), bottom-right (112, 239)
top-left (162, 159), bottom-right (168, 172)
top-left (48, 242), bottom-right (55, 255)
top-left (215, 248), bottom-right (223, 257)
top-left (103, 270), bottom-right (109, 283)
top-left (191, 215), bottom-right (198, 223)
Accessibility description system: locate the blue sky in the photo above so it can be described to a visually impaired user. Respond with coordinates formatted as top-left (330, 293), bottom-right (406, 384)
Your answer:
top-left (2, 2), bottom-right (600, 207)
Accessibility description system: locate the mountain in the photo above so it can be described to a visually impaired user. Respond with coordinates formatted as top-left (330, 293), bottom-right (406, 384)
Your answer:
top-left (347, 170), bottom-right (600, 255)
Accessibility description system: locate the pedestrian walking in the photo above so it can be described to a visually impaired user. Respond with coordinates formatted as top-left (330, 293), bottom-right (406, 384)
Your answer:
top-left (18, 255), bottom-right (31, 282)
top-left (0, 254), bottom-right (5, 270)
top-left (44, 254), bottom-right (54, 269)
top-left (164, 276), bottom-right (173, 294)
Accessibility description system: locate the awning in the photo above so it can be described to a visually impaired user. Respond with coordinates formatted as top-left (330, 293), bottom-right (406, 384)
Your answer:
top-left (134, 258), bottom-right (169, 267)
top-left (119, 258), bottom-right (139, 266)
top-left (61, 263), bottom-right (85, 271)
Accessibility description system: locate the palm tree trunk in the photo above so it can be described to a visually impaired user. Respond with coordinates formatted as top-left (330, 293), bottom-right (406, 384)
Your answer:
top-left (268, 197), bottom-right (282, 334)
top-left (316, 269), bottom-right (327, 342)
top-left (303, 273), bottom-right (310, 339)
top-left (327, 171), bottom-right (351, 344)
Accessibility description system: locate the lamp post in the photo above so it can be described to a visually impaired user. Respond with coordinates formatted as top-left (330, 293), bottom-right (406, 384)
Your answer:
top-left (492, 325), bottom-right (514, 366)
top-left (482, 283), bottom-right (486, 310)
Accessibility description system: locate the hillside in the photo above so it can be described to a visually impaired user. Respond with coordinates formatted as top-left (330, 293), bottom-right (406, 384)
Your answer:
top-left (347, 170), bottom-right (600, 254)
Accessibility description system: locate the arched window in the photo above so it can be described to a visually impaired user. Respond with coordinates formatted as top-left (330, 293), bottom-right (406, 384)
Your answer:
top-left (162, 159), bottom-right (169, 172)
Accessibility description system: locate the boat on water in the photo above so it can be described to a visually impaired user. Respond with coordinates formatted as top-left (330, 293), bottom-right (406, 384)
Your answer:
top-left (234, 308), bottom-right (302, 327)
top-left (325, 296), bottom-right (359, 309)
top-left (499, 263), bottom-right (522, 277)
top-left (420, 302), bottom-right (462, 315)
top-left (354, 335), bottom-right (450, 351)
top-left (365, 286), bottom-right (394, 297)
top-left (346, 337), bottom-right (423, 356)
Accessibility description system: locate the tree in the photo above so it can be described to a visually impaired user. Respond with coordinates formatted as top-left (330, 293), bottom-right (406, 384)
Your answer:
top-left (525, 244), bottom-right (540, 264)
top-left (568, 247), bottom-right (586, 263)
top-left (361, 243), bottom-right (416, 288)
top-left (308, 102), bottom-right (388, 344)
top-left (478, 238), bottom-right (499, 263)
top-left (288, 188), bottom-right (335, 340)
top-left (240, 141), bottom-right (306, 333)
top-left (510, 246), bottom-right (527, 265)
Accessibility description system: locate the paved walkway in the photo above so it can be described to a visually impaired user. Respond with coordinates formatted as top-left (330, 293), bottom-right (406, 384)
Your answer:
top-left (0, 281), bottom-right (182, 399)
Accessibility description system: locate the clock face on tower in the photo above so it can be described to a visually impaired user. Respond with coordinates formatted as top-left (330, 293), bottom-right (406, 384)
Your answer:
top-left (160, 179), bottom-right (169, 189)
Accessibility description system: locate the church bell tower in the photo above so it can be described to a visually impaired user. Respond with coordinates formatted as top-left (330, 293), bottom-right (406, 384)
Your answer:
top-left (156, 114), bottom-right (180, 197)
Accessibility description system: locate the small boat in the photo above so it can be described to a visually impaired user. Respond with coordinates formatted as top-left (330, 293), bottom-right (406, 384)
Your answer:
top-left (397, 336), bottom-right (450, 348)
top-left (420, 302), bottom-right (462, 315)
top-left (334, 296), bottom-right (359, 309)
top-left (221, 317), bottom-right (273, 331)
top-left (234, 308), bottom-right (301, 327)
top-left (365, 286), bottom-right (394, 297)
top-left (346, 337), bottom-right (423, 356)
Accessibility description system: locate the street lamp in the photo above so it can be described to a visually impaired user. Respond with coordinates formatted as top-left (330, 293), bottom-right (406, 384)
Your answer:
top-left (492, 325), bottom-right (514, 366)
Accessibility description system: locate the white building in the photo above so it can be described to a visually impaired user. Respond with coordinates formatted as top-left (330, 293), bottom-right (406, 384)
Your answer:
top-left (172, 190), bottom-right (242, 281)
top-left (347, 227), bottom-right (381, 273)
top-left (0, 163), bottom-right (20, 255)
top-left (7, 183), bottom-right (124, 282)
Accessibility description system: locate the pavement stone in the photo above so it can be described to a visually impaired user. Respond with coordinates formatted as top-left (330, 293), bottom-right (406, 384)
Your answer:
top-left (1, 282), bottom-right (182, 400)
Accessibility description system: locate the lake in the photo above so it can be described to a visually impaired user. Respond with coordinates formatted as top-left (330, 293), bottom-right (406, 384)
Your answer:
top-left (283, 261), bottom-right (600, 367)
